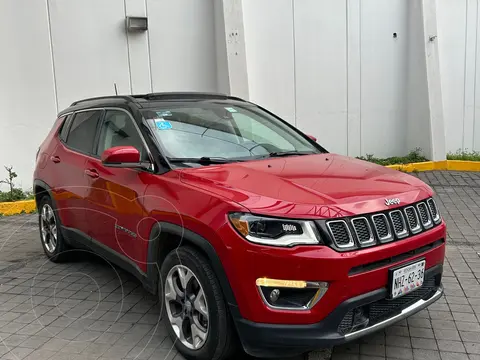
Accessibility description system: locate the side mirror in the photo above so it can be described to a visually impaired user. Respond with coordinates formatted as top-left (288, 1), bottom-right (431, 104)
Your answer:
top-left (307, 134), bottom-right (317, 142)
top-left (101, 146), bottom-right (142, 168)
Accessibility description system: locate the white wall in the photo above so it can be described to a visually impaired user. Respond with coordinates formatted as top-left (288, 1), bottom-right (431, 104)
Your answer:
top-left (242, 0), bottom-right (296, 124)
top-left (242, 0), bottom-right (410, 157)
top-left (436, 0), bottom-right (480, 153)
top-left (360, 0), bottom-right (409, 157)
top-left (0, 0), bottom-right (57, 189)
top-left (294, 0), bottom-right (348, 155)
top-left (0, 0), bottom-right (470, 190)
top-left (147, 0), bottom-right (217, 92)
top-left (0, 0), bottom-right (218, 190)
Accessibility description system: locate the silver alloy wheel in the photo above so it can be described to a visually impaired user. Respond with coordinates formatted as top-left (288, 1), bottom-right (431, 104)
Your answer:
top-left (40, 204), bottom-right (57, 253)
top-left (165, 264), bottom-right (209, 350)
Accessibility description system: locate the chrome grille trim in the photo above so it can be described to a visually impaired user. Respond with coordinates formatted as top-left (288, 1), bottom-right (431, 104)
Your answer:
top-left (427, 198), bottom-right (441, 224)
top-left (351, 217), bottom-right (375, 245)
top-left (417, 202), bottom-right (433, 229)
top-left (404, 206), bottom-right (422, 234)
top-left (326, 220), bottom-right (355, 249)
top-left (372, 214), bottom-right (393, 243)
top-left (389, 210), bottom-right (408, 239)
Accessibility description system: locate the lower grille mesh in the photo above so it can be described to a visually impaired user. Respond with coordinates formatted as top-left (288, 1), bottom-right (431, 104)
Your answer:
top-left (338, 277), bottom-right (437, 336)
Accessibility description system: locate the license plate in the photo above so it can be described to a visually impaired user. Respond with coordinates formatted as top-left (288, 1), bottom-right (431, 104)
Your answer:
top-left (390, 260), bottom-right (425, 299)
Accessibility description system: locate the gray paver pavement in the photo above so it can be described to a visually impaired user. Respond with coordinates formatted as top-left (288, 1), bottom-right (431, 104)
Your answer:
top-left (1, 170), bottom-right (480, 359)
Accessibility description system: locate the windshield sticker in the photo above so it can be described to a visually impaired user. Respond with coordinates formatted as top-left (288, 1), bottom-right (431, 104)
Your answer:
top-left (155, 119), bottom-right (172, 130)
top-left (156, 111), bottom-right (172, 117)
top-left (224, 107), bottom-right (237, 113)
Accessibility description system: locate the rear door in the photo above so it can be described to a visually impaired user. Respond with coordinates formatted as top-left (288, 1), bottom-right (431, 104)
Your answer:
top-left (49, 110), bottom-right (104, 242)
top-left (84, 109), bottom-right (152, 269)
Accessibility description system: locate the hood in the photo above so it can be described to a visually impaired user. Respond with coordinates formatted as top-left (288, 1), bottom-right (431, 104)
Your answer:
top-left (179, 154), bottom-right (432, 218)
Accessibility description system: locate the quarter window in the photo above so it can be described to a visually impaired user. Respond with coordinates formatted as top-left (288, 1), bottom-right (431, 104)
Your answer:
top-left (58, 115), bottom-right (72, 142)
top-left (65, 110), bottom-right (102, 154)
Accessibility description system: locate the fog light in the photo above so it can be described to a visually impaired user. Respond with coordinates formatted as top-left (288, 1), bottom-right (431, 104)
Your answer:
top-left (256, 278), bottom-right (328, 310)
top-left (269, 289), bottom-right (280, 303)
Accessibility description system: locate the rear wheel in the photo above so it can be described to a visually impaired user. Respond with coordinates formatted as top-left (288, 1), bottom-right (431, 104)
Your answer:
top-left (38, 196), bottom-right (69, 262)
top-left (160, 247), bottom-right (237, 360)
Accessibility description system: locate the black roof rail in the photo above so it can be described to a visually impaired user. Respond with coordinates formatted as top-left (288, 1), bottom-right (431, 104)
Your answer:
top-left (133, 92), bottom-right (246, 102)
top-left (69, 92), bottom-right (247, 107)
top-left (70, 95), bottom-right (136, 106)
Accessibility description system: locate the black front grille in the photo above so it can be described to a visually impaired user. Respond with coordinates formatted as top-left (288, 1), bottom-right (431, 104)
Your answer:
top-left (373, 215), bottom-right (390, 239)
top-left (427, 199), bottom-right (439, 223)
top-left (338, 277), bottom-right (438, 335)
top-left (390, 211), bottom-right (405, 235)
top-left (328, 221), bottom-right (351, 247)
top-left (352, 218), bottom-right (372, 244)
top-left (324, 198), bottom-right (440, 251)
top-left (417, 203), bottom-right (431, 226)
top-left (405, 207), bottom-right (419, 230)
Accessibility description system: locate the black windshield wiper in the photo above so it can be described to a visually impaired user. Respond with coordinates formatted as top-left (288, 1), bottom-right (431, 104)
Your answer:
top-left (268, 151), bottom-right (316, 158)
top-left (167, 157), bottom-right (240, 165)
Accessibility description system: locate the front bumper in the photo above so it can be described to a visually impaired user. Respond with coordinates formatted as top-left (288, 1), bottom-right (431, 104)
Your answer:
top-left (235, 265), bottom-right (443, 358)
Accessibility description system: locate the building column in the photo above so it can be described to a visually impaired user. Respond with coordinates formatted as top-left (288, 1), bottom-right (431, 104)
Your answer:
top-left (406, 0), bottom-right (446, 161)
top-left (214, 0), bottom-right (249, 99)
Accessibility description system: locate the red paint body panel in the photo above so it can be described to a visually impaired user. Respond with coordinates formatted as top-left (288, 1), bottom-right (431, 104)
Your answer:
top-left (179, 154), bottom-right (433, 218)
top-left (216, 221), bottom-right (445, 324)
top-left (35, 118), bottom-right (445, 328)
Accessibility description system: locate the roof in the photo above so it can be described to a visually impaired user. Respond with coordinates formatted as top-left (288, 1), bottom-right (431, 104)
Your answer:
top-left (72, 92), bottom-right (245, 106)
top-left (58, 92), bottom-right (247, 117)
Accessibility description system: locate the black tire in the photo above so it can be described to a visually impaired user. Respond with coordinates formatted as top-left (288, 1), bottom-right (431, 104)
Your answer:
top-left (160, 246), bottom-right (237, 360)
top-left (38, 195), bottom-right (69, 262)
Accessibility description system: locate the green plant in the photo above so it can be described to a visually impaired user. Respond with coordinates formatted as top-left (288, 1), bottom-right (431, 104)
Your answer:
top-left (0, 165), bottom-right (17, 201)
top-left (0, 166), bottom-right (34, 202)
top-left (447, 149), bottom-right (480, 161)
top-left (356, 148), bottom-right (428, 166)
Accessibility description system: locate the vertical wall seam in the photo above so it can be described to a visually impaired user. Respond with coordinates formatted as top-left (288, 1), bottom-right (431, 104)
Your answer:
top-left (462, 0), bottom-right (469, 150)
top-left (46, 0), bottom-right (59, 114)
top-left (292, 0), bottom-right (297, 126)
top-left (145, 0), bottom-right (153, 92)
top-left (123, 0), bottom-right (133, 94)
top-left (473, 0), bottom-right (479, 150)
top-left (359, 0), bottom-right (362, 156)
top-left (346, 0), bottom-right (349, 155)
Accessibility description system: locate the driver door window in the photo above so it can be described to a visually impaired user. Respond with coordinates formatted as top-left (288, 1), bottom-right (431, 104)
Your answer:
top-left (96, 110), bottom-right (149, 161)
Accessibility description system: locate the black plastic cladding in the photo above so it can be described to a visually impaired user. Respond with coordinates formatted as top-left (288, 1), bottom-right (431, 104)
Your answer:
top-left (316, 198), bottom-right (441, 252)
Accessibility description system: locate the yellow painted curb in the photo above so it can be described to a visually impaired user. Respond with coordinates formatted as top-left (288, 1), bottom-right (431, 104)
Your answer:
top-left (0, 200), bottom-right (36, 216)
top-left (386, 160), bottom-right (480, 172)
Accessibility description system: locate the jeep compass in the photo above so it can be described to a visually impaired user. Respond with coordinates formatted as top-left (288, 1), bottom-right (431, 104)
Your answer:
top-left (34, 92), bottom-right (445, 359)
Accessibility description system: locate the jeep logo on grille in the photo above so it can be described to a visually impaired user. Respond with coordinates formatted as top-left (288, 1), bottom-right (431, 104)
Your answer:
top-left (385, 198), bottom-right (401, 206)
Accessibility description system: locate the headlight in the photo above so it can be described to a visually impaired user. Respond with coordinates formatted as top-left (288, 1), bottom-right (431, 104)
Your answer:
top-left (228, 213), bottom-right (321, 247)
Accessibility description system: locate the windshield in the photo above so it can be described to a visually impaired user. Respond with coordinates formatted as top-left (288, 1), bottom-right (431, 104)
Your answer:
top-left (141, 102), bottom-right (322, 164)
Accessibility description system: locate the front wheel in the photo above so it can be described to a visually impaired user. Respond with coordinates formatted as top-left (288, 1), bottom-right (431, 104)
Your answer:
top-left (160, 247), bottom-right (237, 360)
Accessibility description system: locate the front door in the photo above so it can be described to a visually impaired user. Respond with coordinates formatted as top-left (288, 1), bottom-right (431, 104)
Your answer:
top-left (84, 109), bottom-right (151, 272)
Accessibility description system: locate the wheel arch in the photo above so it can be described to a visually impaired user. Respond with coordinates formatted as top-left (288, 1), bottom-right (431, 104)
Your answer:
top-left (33, 179), bottom-right (57, 210)
top-left (146, 221), bottom-right (240, 318)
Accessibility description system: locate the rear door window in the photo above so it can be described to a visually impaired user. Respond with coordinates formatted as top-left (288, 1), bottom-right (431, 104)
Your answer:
top-left (65, 110), bottom-right (103, 154)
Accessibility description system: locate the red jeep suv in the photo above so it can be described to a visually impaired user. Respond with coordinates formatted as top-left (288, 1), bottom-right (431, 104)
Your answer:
top-left (34, 93), bottom-right (445, 359)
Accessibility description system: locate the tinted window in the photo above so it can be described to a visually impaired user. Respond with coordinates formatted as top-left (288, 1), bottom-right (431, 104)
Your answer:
top-left (96, 110), bottom-right (148, 160)
top-left (58, 115), bottom-right (72, 142)
top-left (66, 110), bottom-right (102, 154)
